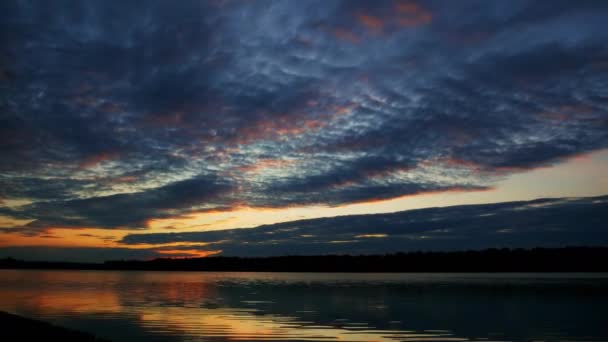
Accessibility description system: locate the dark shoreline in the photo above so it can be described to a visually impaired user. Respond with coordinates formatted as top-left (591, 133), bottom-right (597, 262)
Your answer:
top-left (0, 311), bottom-right (108, 341)
top-left (2, 247), bottom-right (608, 272)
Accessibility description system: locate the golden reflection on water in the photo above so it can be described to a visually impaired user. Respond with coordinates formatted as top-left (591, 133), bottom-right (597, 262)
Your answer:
top-left (138, 307), bottom-right (465, 341)
top-left (2, 270), bottom-right (607, 341)
top-left (0, 270), bottom-right (467, 341)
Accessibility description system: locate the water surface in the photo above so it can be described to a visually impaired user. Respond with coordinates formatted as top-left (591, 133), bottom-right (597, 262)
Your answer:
top-left (1, 270), bottom-right (607, 341)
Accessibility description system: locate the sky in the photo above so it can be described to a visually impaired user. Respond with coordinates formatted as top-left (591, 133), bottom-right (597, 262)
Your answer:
top-left (1, 0), bottom-right (607, 261)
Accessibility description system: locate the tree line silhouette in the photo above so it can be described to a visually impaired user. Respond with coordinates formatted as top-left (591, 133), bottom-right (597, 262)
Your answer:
top-left (1, 247), bottom-right (607, 272)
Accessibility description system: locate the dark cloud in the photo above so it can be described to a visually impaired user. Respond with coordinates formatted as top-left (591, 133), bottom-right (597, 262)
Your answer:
top-left (0, 1), bottom-right (607, 232)
top-left (119, 195), bottom-right (608, 256)
top-left (2, 175), bottom-right (232, 229)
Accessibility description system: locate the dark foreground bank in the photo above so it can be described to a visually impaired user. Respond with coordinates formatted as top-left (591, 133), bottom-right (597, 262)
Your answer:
top-left (1, 247), bottom-right (608, 272)
top-left (0, 311), bottom-right (108, 341)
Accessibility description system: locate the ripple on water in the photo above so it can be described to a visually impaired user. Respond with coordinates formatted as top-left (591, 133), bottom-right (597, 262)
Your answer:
top-left (1, 270), bottom-right (608, 341)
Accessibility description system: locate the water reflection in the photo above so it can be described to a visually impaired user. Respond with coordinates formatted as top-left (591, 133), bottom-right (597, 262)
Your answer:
top-left (1, 270), bottom-right (607, 341)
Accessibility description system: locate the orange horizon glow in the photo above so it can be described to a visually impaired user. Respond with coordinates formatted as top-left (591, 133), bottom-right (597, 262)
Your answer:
top-left (2, 148), bottom-right (608, 255)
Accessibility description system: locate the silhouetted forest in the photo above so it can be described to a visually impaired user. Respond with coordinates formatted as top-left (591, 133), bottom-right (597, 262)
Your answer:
top-left (1, 247), bottom-right (607, 272)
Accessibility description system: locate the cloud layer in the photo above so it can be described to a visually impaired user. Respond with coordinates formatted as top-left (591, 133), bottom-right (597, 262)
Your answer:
top-left (120, 196), bottom-right (608, 256)
top-left (1, 1), bottom-right (608, 233)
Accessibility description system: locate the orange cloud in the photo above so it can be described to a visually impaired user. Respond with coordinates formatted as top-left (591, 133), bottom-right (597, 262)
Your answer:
top-left (394, 0), bottom-right (432, 27)
top-left (79, 151), bottom-right (121, 169)
top-left (236, 158), bottom-right (296, 173)
top-left (233, 112), bottom-right (334, 145)
top-left (254, 105), bottom-right (354, 146)
top-left (156, 249), bottom-right (221, 258)
top-left (109, 175), bottom-right (138, 183)
top-left (0, 227), bottom-right (119, 248)
top-left (330, 104), bottom-right (356, 118)
top-left (440, 157), bottom-right (484, 171)
top-left (356, 13), bottom-right (385, 34)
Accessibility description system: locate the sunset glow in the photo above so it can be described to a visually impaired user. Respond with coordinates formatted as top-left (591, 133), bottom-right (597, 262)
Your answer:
top-left (1, 0), bottom-right (607, 261)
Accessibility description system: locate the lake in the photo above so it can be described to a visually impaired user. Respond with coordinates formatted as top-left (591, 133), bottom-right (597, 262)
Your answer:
top-left (0, 270), bottom-right (607, 341)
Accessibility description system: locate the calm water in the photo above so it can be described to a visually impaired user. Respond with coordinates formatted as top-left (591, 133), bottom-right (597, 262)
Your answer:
top-left (0, 270), bottom-right (607, 341)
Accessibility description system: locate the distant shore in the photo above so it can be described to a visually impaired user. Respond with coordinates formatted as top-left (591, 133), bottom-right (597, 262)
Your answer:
top-left (2, 247), bottom-right (608, 272)
top-left (0, 311), bottom-right (108, 341)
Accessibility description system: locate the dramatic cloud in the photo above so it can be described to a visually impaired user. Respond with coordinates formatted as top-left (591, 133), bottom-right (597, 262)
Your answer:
top-left (118, 195), bottom-right (608, 256)
top-left (1, 1), bottom-right (607, 233)
top-left (117, 197), bottom-right (608, 256)
top-left (1, 175), bottom-right (232, 230)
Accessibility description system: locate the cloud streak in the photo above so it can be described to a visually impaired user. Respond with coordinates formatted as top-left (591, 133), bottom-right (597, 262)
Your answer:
top-left (116, 195), bottom-right (608, 256)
